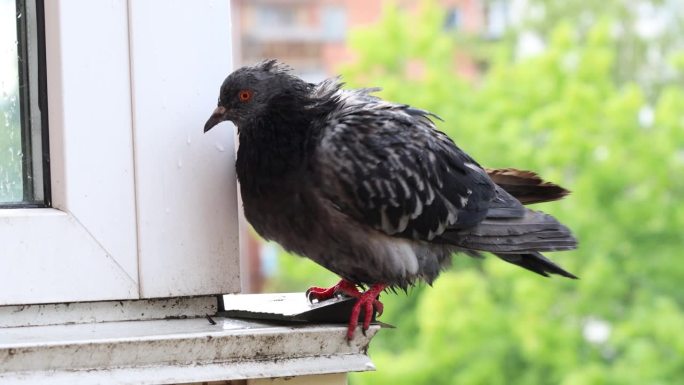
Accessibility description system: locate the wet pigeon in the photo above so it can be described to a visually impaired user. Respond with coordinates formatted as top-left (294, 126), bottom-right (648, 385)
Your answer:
top-left (204, 60), bottom-right (577, 340)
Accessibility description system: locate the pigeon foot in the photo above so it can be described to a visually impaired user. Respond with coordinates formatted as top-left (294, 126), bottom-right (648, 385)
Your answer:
top-left (306, 280), bottom-right (385, 340)
top-left (306, 279), bottom-right (360, 303)
top-left (347, 283), bottom-right (385, 340)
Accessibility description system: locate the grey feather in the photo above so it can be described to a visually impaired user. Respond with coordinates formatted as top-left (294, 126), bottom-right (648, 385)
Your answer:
top-left (316, 85), bottom-right (495, 242)
top-left (441, 210), bottom-right (577, 253)
top-left (495, 252), bottom-right (578, 279)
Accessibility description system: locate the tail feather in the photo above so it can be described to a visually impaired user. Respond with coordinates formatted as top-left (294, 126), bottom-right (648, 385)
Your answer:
top-left (443, 210), bottom-right (578, 253)
top-left (495, 251), bottom-right (578, 279)
top-left (486, 168), bottom-right (569, 204)
top-left (461, 238), bottom-right (577, 253)
top-left (441, 169), bottom-right (578, 279)
top-left (465, 210), bottom-right (571, 236)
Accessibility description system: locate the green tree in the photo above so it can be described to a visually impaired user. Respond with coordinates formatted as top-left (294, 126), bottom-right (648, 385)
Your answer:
top-left (508, 0), bottom-right (684, 98)
top-left (267, 2), bottom-right (684, 384)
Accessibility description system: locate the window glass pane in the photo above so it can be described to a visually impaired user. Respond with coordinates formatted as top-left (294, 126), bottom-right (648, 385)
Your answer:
top-left (0, 0), bottom-right (48, 206)
top-left (0, 0), bottom-right (22, 202)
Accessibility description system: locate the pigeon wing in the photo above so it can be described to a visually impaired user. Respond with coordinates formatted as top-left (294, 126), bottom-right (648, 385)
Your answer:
top-left (315, 99), bottom-right (497, 241)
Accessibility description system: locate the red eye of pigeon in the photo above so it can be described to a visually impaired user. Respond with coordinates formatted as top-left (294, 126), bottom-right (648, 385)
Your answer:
top-left (238, 89), bottom-right (252, 102)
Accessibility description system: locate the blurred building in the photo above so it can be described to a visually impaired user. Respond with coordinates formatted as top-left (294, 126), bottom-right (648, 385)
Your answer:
top-left (232, 0), bottom-right (378, 81)
top-left (231, 0), bottom-right (510, 81)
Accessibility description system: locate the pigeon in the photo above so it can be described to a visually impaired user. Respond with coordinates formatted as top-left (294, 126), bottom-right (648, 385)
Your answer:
top-left (204, 59), bottom-right (578, 340)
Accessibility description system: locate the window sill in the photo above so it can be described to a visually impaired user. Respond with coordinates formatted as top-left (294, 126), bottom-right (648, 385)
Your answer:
top-left (0, 295), bottom-right (379, 384)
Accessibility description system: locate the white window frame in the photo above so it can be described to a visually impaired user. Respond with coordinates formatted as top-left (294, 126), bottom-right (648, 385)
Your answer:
top-left (0, 0), bottom-right (240, 306)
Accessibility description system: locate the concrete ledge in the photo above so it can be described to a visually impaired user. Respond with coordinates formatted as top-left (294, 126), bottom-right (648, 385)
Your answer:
top-left (0, 315), bottom-right (378, 385)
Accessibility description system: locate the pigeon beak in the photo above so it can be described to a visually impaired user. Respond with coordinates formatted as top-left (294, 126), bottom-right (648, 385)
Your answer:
top-left (204, 106), bottom-right (229, 133)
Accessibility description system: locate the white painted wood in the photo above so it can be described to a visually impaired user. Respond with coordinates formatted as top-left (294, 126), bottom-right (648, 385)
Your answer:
top-left (0, 1), bottom-right (140, 305)
top-left (45, 0), bottom-right (139, 281)
top-left (128, 0), bottom-right (240, 297)
top-left (0, 317), bottom-right (378, 384)
top-left (0, 210), bottom-right (137, 305)
top-left (249, 374), bottom-right (348, 385)
top-left (2, 0), bottom-right (241, 305)
top-left (0, 358), bottom-right (361, 385)
top-left (0, 296), bottom-right (217, 328)
top-left (45, 0), bottom-right (138, 281)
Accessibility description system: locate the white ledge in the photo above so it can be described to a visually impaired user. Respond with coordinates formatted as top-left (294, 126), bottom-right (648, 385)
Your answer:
top-left (0, 315), bottom-right (378, 384)
top-left (0, 297), bottom-right (218, 328)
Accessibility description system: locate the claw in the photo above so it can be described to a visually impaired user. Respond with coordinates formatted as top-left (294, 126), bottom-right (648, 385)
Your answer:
top-left (306, 287), bottom-right (331, 303)
top-left (306, 281), bottom-right (386, 340)
top-left (345, 284), bottom-right (386, 341)
top-left (306, 279), bottom-right (361, 303)
top-left (374, 300), bottom-right (384, 317)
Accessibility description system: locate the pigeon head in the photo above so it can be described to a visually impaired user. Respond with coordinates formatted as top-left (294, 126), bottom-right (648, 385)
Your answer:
top-left (204, 59), bottom-right (306, 132)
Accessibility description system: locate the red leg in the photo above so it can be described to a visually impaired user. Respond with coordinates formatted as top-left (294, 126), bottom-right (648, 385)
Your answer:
top-left (306, 280), bottom-right (386, 340)
top-left (306, 279), bottom-right (360, 303)
top-left (346, 284), bottom-right (386, 341)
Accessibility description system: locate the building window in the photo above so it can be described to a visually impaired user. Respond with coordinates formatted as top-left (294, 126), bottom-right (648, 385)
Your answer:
top-left (0, 0), bottom-right (49, 206)
top-left (486, 0), bottom-right (509, 39)
top-left (256, 4), bottom-right (297, 28)
top-left (444, 7), bottom-right (461, 31)
top-left (321, 5), bottom-right (347, 41)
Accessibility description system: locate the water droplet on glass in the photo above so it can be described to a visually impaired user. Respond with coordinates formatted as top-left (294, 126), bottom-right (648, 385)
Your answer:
top-left (215, 143), bottom-right (225, 152)
top-left (17, 12), bottom-right (22, 19)
top-left (177, 159), bottom-right (183, 168)
top-left (186, 135), bottom-right (192, 145)
top-left (165, 207), bottom-right (171, 214)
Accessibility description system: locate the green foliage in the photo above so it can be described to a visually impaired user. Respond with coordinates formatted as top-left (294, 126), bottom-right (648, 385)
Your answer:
top-left (263, 248), bottom-right (339, 293)
top-left (267, 1), bottom-right (684, 384)
top-left (517, 0), bottom-right (684, 99)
